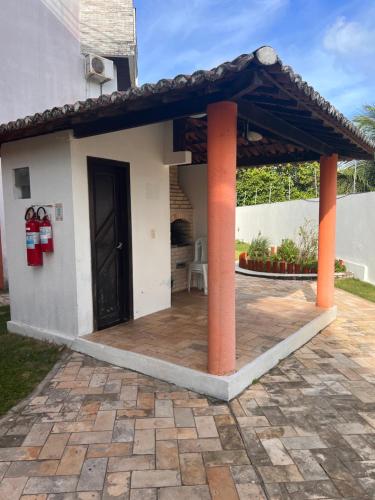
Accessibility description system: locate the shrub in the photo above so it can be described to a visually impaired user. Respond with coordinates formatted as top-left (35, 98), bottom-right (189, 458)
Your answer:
top-left (278, 238), bottom-right (299, 263)
top-left (297, 219), bottom-right (318, 265)
top-left (335, 259), bottom-right (347, 272)
top-left (248, 232), bottom-right (270, 260)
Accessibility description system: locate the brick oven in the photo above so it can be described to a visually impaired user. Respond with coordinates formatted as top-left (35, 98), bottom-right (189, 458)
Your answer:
top-left (170, 166), bottom-right (194, 292)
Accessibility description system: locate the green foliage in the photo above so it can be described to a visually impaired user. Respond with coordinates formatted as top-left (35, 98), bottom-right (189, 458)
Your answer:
top-left (335, 259), bottom-right (347, 273)
top-left (248, 232), bottom-right (270, 259)
top-left (297, 219), bottom-right (318, 265)
top-left (236, 162), bottom-right (320, 206)
top-left (354, 104), bottom-right (375, 140)
top-left (335, 278), bottom-right (375, 303)
top-left (336, 104), bottom-right (375, 195)
top-left (235, 240), bottom-right (249, 259)
top-left (337, 162), bottom-right (375, 195)
top-left (236, 105), bottom-right (375, 202)
top-left (278, 238), bottom-right (299, 263)
top-left (0, 306), bottom-right (62, 416)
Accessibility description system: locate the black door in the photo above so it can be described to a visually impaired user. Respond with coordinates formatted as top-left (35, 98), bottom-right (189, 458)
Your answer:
top-left (88, 157), bottom-right (132, 330)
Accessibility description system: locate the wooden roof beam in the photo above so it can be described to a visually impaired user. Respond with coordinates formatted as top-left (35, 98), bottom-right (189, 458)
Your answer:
top-left (236, 99), bottom-right (333, 156)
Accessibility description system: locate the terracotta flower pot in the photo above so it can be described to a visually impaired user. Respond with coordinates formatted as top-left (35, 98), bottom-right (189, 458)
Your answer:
top-left (287, 262), bottom-right (294, 274)
top-left (265, 260), bottom-right (272, 273)
top-left (239, 252), bottom-right (247, 269)
top-left (272, 261), bottom-right (279, 273)
top-left (279, 261), bottom-right (286, 273)
top-left (294, 263), bottom-right (301, 274)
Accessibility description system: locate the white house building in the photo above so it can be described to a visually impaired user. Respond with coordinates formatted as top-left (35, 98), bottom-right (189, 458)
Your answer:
top-left (0, 46), bottom-right (373, 400)
top-left (0, 0), bottom-right (137, 286)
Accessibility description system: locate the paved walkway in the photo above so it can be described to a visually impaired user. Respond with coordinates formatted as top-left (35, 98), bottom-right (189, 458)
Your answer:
top-left (0, 285), bottom-right (375, 499)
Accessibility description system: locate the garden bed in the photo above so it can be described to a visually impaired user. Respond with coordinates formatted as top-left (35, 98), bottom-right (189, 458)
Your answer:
top-left (237, 221), bottom-right (348, 280)
top-left (236, 263), bottom-right (353, 281)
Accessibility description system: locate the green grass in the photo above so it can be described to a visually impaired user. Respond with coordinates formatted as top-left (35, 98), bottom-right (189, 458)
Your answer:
top-left (335, 278), bottom-right (375, 303)
top-left (0, 306), bottom-right (62, 416)
top-left (235, 240), bottom-right (249, 260)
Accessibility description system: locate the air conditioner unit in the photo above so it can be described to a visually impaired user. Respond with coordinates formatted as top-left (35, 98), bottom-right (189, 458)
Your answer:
top-left (85, 54), bottom-right (114, 83)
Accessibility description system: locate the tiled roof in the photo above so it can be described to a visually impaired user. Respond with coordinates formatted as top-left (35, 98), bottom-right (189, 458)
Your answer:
top-left (0, 46), bottom-right (374, 157)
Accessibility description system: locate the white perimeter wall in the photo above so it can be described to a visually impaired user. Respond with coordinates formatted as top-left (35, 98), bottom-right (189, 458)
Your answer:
top-left (2, 132), bottom-right (79, 337)
top-left (2, 124), bottom-right (171, 339)
top-left (236, 192), bottom-right (375, 285)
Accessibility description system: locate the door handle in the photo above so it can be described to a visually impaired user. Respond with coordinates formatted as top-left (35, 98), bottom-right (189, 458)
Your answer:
top-left (116, 242), bottom-right (123, 250)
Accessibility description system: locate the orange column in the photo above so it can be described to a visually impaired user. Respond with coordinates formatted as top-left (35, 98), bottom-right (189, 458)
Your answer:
top-left (316, 154), bottom-right (338, 308)
top-left (207, 101), bottom-right (237, 375)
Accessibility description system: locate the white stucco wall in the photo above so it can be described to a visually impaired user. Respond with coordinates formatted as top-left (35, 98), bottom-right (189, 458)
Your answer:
top-left (179, 164), bottom-right (208, 239)
top-left (2, 123), bottom-right (171, 340)
top-left (70, 123), bottom-right (171, 334)
top-left (1, 132), bottom-right (79, 337)
top-left (236, 192), bottom-right (375, 285)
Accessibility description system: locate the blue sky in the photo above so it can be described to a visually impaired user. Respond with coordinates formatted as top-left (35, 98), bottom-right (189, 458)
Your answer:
top-left (134, 0), bottom-right (374, 118)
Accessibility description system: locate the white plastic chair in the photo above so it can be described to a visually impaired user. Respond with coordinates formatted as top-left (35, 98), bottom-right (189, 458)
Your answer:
top-left (187, 237), bottom-right (208, 295)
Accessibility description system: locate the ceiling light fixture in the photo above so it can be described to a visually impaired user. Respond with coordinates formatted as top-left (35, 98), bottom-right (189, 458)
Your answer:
top-left (189, 113), bottom-right (207, 119)
top-left (247, 130), bottom-right (263, 142)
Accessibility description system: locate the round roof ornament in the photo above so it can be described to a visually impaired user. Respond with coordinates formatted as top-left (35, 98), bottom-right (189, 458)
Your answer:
top-left (255, 46), bottom-right (278, 66)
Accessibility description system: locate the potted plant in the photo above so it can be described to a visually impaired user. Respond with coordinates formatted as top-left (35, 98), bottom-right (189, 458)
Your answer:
top-left (239, 252), bottom-right (247, 269)
top-left (301, 258), bottom-right (311, 274)
top-left (271, 253), bottom-right (279, 273)
top-left (297, 219), bottom-right (318, 275)
top-left (278, 239), bottom-right (299, 275)
top-left (247, 243), bottom-right (255, 270)
top-left (248, 232), bottom-right (270, 273)
top-left (294, 259), bottom-right (302, 274)
top-left (265, 256), bottom-right (272, 273)
top-left (309, 260), bottom-right (318, 274)
top-left (335, 259), bottom-right (346, 273)
top-left (279, 259), bottom-right (286, 273)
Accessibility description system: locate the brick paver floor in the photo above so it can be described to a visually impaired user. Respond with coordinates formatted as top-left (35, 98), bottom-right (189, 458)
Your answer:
top-left (85, 275), bottom-right (321, 372)
top-left (1, 284), bottom-right (375, 499)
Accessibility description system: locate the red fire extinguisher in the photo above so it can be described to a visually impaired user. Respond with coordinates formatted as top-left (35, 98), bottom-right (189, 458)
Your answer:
top-left (25, 207), bottom-right (43, 266)
top-left (37, 207), bottom-right (54, 253)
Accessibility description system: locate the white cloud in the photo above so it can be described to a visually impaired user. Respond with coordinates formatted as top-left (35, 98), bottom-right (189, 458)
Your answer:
top-left (322, 15), bottom-right (375, 80)
top-left (323, 16), bottom-right (375, 56)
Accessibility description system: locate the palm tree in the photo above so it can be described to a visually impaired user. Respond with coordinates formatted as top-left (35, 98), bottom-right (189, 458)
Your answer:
top-left (337, 105), bottom-right (375, 194)
top-left (354, 105), bottom-right (375, 140)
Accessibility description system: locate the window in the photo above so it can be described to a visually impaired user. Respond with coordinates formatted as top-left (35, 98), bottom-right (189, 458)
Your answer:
top-left (14, 167), bottom-right (31, 199)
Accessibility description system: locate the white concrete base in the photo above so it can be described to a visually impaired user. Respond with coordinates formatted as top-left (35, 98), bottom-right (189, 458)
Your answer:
top-left (8, 307), bottom-right (337, 401)
top-left (74, 307), bottom-right (336, 400)
top-left (235, 264), bottom-right (350, 281)
top-left (7, 320), bottom-right (75, 346)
